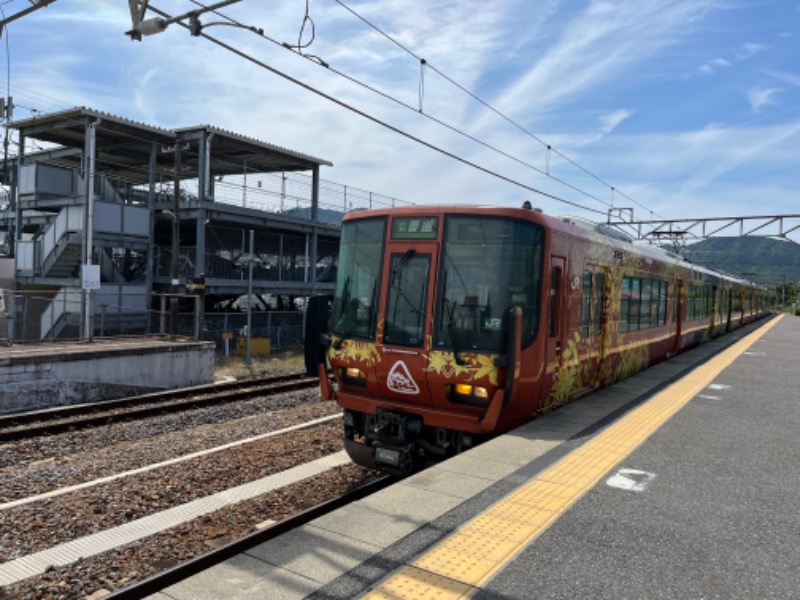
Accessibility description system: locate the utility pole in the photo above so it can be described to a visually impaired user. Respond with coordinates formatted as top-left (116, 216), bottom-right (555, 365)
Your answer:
top-left (246, 229), bottom-right (254, 365)
top-left (1, 96), bottom-right (12, 184)
top-left (170, 145), bottom-right (181, 337)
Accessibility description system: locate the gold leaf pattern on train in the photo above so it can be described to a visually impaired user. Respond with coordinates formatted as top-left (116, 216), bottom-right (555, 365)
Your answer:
top-left (425, 351), bottom-right (499, 386)
top-left (328, 338), bottom-right (381, 367)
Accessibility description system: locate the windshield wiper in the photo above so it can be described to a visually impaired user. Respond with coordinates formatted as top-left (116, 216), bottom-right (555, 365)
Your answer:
top-left (445, 299), bottom-right (466, 366)
top-left (391, 249), bottom-right (416, 283)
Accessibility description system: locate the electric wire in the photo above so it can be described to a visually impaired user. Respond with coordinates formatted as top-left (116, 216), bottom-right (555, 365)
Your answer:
top-left (332, 0), bottom-right (662, 220)
top-left (180, 1), bottom-right (609, 216)
top-left (186, 0), bottom-right (615, 210)
top-left (153, 3), bottom-right (606, 216)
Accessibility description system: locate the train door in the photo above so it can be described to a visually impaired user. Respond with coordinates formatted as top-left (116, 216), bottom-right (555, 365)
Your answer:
top-left (546, 256), bottom-right (566, 386)
top-left (375, 242), bottom-right (437, 405)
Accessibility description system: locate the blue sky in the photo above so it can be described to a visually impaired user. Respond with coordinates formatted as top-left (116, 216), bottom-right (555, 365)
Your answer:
top-left (2, 0), bottom-right (799, 225)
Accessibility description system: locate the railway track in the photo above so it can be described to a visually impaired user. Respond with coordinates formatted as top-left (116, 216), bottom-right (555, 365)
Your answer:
top-left (106, 474), bottom-right (392, 600)
top-left (0, 373), bottom-right (320, 441)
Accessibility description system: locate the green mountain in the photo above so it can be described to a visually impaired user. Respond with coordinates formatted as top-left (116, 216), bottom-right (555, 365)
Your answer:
top-left (680, 236), bottom-right (800, 289)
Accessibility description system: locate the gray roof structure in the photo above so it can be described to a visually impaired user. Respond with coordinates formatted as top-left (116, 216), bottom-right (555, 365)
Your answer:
top-left (9, 107), bottom-right (332, 185)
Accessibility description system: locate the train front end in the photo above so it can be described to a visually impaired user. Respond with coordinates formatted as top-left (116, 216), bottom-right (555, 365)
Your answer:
top-left (306, 206), bottom-right (546, 475)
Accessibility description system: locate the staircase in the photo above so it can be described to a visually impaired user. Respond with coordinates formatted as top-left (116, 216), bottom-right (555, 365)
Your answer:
top-left (42, 231), bottom-right (83, 278)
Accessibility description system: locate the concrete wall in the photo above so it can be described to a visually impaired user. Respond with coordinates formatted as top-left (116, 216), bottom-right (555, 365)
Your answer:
top-left (0, 341), bottom-right (215, 414)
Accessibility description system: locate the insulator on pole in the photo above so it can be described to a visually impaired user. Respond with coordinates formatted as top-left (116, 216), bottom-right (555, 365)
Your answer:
top-left (138, 17), bottom-right (168, 36)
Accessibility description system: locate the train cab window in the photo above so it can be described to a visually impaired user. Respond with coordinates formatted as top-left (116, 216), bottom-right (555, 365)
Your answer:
top-left (435, 216), bottom-right (545, 353)
top-left (384, 252), bottom-right (430, 347)
top-left (581, 271), bottom-right (592, 338)
top-left (331, 217), bottom-right (386, 341)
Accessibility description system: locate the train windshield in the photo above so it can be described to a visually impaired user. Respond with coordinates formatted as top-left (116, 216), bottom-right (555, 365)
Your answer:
top-left (331, 217), bottom-right (386, 341)
top-left (435, 216), bottom-right (544, 353)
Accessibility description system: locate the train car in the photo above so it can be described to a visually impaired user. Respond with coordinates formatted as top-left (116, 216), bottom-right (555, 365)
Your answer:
top-left (304, 205), bottom-right (773, 475)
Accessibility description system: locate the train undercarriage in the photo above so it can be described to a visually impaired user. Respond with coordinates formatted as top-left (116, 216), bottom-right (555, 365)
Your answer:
top-left (342, 408), bottom-right (486, 476)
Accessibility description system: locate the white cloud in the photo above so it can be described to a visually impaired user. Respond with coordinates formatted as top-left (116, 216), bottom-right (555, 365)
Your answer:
top-left (5, 0), bottom-right (800, 223)
top-left (746, 87), bottom-right (783, 112)
top-left (767, 71), bottom-right (800, 87)
top-left (598, 109), bottom-right (633, 134)
top-left (698, 57), bottom-right (731, 75)
top-left (471, 1), bottom-right (720, 130)
top-left (735, 42), bottom-right (766, 59)
top-left (578, 119), bottom-right (800, 219)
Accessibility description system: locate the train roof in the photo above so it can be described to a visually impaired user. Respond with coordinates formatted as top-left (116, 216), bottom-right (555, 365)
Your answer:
top-left (341, 204), bottom-right (767, 289)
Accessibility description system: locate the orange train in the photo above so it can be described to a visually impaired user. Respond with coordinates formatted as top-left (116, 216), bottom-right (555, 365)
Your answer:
top-left (305, 205), bottom-right (773, 475)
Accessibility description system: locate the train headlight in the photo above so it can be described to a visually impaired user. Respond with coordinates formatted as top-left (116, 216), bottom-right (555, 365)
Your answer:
top-left (447, 383), bottom-right (490, 405)
top-left (342, 367), bottom-right (367, 387)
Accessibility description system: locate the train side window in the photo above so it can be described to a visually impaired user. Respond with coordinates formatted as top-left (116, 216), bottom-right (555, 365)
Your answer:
top-left (640, 279), bottom-right (652, 329)
top-left (651, 281), bottom-right (660, 326)
top-left (581, 271), bottom-right (592, 338)
top-left (655, 281), bottom-right (662, 325)
top-left (620, 276), bottom-right (631, 333)
top-left (630, 278), bottom-right (641, 331)
top-left (549, 267), bottom-right (560, 337)
top-left (593, 272), bottom-right (605, 334)
top-left (659, 281), bottom-right (668, 325)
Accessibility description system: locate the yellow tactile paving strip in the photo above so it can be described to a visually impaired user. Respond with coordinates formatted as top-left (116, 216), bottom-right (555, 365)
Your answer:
top-left (363, 316), bottom-right (782, 599)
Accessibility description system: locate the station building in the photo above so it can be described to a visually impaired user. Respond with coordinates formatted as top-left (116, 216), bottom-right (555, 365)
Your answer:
top-left (0, 107), bottom-right (398, 348)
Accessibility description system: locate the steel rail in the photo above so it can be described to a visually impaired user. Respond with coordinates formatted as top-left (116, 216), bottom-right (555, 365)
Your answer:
top-left (0, 374), bottom-right (320, 441)
top-left (105, 474), bottom-right (393, 600)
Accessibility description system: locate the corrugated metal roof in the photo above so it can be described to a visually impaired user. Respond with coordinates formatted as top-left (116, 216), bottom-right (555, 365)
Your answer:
top-left (7, 107), bottom-right (332, 185)
top-left (174, 124), bottom-right (332, 167)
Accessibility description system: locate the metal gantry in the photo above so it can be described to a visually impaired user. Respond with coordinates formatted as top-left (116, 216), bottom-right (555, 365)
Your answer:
top-left (606, 211), bottom-right (800, 249)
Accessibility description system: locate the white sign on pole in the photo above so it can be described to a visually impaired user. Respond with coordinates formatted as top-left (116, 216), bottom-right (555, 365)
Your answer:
top-left (82, 264), bottom-right (101, 290)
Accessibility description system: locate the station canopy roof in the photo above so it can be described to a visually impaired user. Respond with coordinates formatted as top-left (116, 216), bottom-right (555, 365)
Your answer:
top-left (9, 107), bottom-right (332, 186)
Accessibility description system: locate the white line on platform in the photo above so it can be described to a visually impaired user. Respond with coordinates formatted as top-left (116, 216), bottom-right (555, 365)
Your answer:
top-left (0, 414), bottom-right (341, 512)
top-left (0, 450), bottom-right (351, 587)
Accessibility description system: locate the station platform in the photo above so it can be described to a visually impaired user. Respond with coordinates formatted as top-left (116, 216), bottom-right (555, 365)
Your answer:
top-left (0, 337), bottom-right (215, 414)
top-left (151, 314), bottom-right (798, 599)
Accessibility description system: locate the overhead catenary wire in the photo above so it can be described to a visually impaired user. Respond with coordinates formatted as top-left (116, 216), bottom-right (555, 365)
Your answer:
top-left (332, 0), bottom-right (662, 220)
top-left (181, 1), bottom-right (612, 216)
top-left (149, 3), bottom-right (607, 216)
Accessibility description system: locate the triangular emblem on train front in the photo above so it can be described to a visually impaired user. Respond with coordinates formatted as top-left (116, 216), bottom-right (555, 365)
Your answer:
top-left (387, 361), bottom-right (420, 395)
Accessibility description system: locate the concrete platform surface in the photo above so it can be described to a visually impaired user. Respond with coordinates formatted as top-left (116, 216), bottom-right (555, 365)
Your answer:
top-left (151, 315), bottom-right (797, 599)
top-left (0, 337), bottom-right (214, 413)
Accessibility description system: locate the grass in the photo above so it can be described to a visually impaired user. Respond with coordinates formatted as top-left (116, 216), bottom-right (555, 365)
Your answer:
top-left (214, 351), bottom-right (306, 380)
